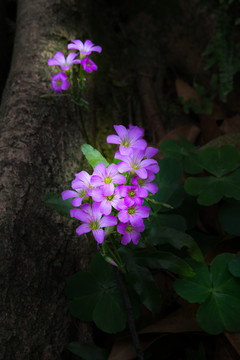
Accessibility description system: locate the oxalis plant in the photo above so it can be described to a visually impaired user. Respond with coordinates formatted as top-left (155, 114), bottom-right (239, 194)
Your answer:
top-left (44, 39), bottom-right (240, 360)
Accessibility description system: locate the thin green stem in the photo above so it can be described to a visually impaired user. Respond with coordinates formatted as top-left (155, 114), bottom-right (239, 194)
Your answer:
top-left (102, 242), bottom-right (121, 268)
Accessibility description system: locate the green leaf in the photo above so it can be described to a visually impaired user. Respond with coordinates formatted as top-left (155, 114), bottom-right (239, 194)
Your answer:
top-left (81, 144), bottom-right (109, 169)
top-left (128, 265), bottom-right (162, 314)
top-left (148, 224), bottom-right (204, 262)
top-left (147, 214), bottom-right (187, 232)
top-left (197, 146), bottom-right (240, 177)
top-left (158, 139), bottom-right (182, 158)
top-left (152, 158), bottom-right (184, 210)
top-left (66, 273), bottom-right (100, 321)
top-left (119, 248), bottom-right (162, 314)
top-left (42, 192), bottom-right (72, 218)
top-left (93, 291), bottom-right (127, 333)
top-left (184, 168), bottom-right (240, 205)
top-left (228, 253), bottom-right (240, 277)
top-left (184, 176), bottom-right (224, 205)
top-left (174, 261), bottom-right (211, 302)
top-left (182, 153), bottom-right (203, 174)
top-left (136, 250), bottom-right (195, 277)
top-left (218, 200), bottom-right (240, 235)
top-left (68, 342), bottom-right (109, 360)
top-left (174, 253), bottom-right (240, 334)
top-left (65, 253), bottom-right (127, 333)
top-left (158, 138), bottom-right (202, 174)
top-left (223, 170), bottom-right (240, 199)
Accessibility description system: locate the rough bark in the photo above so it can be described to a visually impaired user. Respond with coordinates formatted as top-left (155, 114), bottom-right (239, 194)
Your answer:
top-left (0, 0), bottom-right (95, 359)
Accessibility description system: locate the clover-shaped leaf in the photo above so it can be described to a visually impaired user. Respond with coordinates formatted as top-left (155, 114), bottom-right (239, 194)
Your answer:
top-left (184, 169), bottom-right (240, 206)
top-left (197, 145), bottom-right (240, 177)
top-left (65, 253), bottom-right (127, 334)
top-left (174, 253), bottom-right (240, 334)
top-left (158, 138), bottom-right (202, 174)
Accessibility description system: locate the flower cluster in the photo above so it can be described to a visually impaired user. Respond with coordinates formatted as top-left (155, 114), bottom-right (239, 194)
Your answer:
top-left (62, 125), bottom-right (159, 245)
top-left (48, 39), bottom-right (102, 93)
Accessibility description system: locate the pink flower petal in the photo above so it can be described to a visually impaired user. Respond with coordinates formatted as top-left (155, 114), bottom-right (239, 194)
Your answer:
top-left (130, 216), bottom-right (144, 227)
top-left (118, 210), bottom-right (130, 223)
top-left (72, 197), bottom-right (83, 207)
top-left (100, 201), bottom-right (112, 215)
top-left (92, 229), bottom-right (104, 243)
top-left (48, 58), bottom-right (59, 66)
top-left (62, 190), bottom-right (77, 200)
top-left (70, 208), bottom-right (91, 222)
top-left (130, 231), bottom-right (141, 244)
top-left (114, 125), bottom-right (128, 139)
top-left (93, 163), bottom-right (107, 178)
top-left (121, 233), bottom-right (131, 245)
top-left (135, 168), bottom-right (148, 179)
top-left (100, 215), bottom-right (117, 227)
top-left (107, 135), bottom-right (121, 144)
top-left (118, 161), bottom-right (131, 173)
top-left (76, 223), bottom-right (91, 236)
top-left (54, 51), bottom-right (65, 64)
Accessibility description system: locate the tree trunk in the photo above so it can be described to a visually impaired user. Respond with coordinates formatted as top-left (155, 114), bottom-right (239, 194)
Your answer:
top-left (0, 0), bottom-right (95, 359)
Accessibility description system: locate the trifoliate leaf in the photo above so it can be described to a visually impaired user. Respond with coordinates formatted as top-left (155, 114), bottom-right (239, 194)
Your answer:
top-left (65, 253), bottom-right (127, 333)
top-left (184, 169), bottom-right (240, 205)
top-left (197, 146), bottom-right (240, 177)
top-left (174, 253), bottom-right (240, 334)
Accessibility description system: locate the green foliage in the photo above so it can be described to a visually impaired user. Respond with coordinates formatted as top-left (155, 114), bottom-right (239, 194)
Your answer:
top-left (159, 140), bottom-right (240, 205)
top-left (174, 253), bottom-right (240, 334)
top-left (42, 192), bottom-right (72, 218)
top-left (158, 137), bottom-right (202, 174)
top-left (184, 146), bottom-right (240, 205)
top-left (58, 136), bottom-right (240, 344)
top-left (66, 253), bottom-right (128, 333)
top-left (151, 157), bottom-right (184, 211)
top-left (81, 143), bottom-right (109, 169)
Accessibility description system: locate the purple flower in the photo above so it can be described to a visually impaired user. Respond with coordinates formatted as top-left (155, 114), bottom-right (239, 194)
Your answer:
top-left (51, 72), bottom-right (70, 93)
top-left (116, 149), bottom-right (159, 179)
top-left (117, 222), bottom-right (145, 245)
top-left (62, 171), bottom-right (93, 206)
top-left (144, 146), bottom-right (159, 158)
top-left (118, 185), bottom-right (146, 206)
top-left (68, 39), bottom-right (102, 59)
top-left (91, 186), bottom-right (121, 215)
top-left (117, 197), bottom-right (150, 227)
top-left (72, 171), bottom-right (94, 196)
top-left (81, 57), bottom-right (98, 73)
top-left (107, 125), bottom-right (147, 155)
top-left (131, 173), bottom-right (159, 195)
top-left (48, 51), bottom-right (81, 71)
top-left (91, 163), bottom-right (126, 195)
top-left (70, 202), bottom-right (117, 243)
